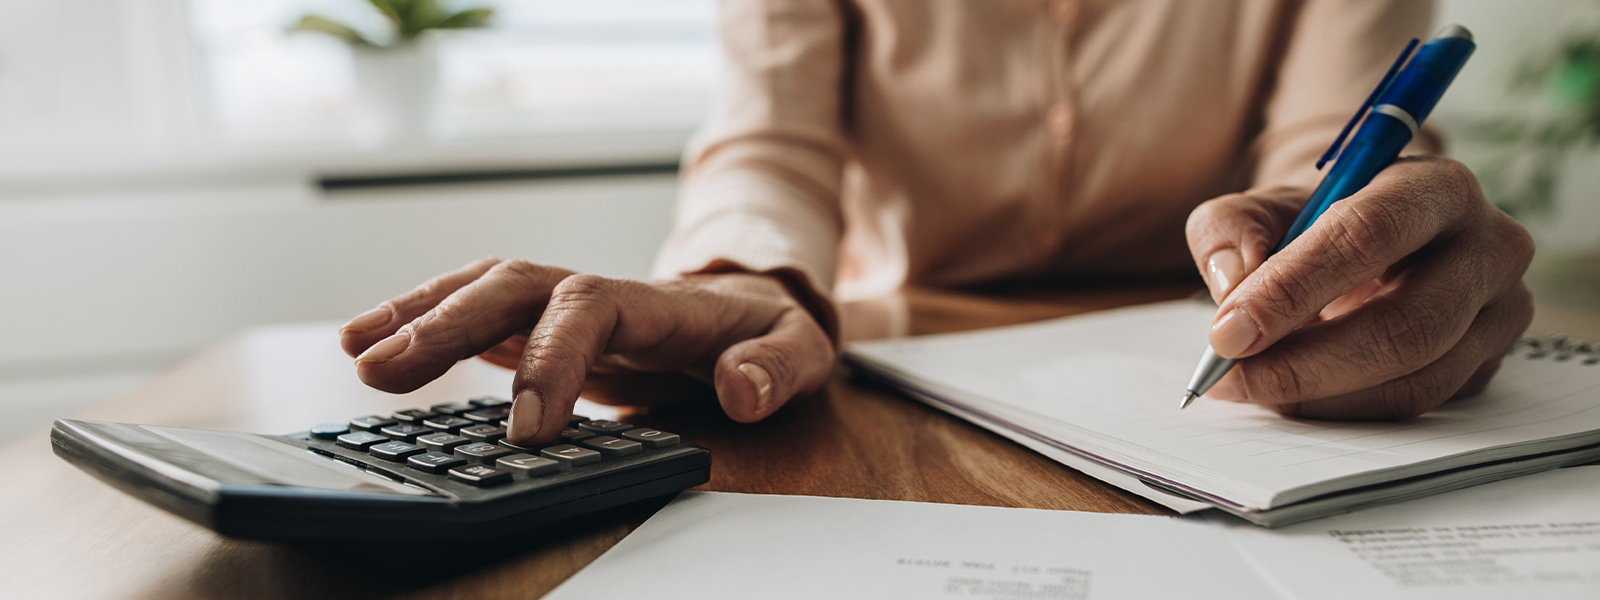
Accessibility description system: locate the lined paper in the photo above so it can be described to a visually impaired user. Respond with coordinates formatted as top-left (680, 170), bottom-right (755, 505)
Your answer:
top-left (848, 301), bottom-right (1600, 510)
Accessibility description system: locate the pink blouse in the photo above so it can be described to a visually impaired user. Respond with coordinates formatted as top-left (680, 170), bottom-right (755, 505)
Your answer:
top-left (652, 0), bottom-right (1440, 331)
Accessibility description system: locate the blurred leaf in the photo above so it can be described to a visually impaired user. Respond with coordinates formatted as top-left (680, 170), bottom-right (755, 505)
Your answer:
top-left (437, 8), bottom-right (494, 30)
top-left (288, 15), bottom-right (378, 47)
top-left (364, 0), bottom-right (405, 30)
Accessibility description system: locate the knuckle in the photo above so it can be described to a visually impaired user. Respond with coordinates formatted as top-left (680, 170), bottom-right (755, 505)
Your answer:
top-left (1242, 262), bottom-right (1319, 327)
top-left (1497, 215), bottom-right (1536, 266)
top-left (490, 259), bottom-right (558, 289)
top-left (1438, 158), bottom-right (1481, 200)
top-left (1186, 196), bottom-right (1230, 234)
top-left (1325, 201), bottom-right (1407, 271)
top-left (550, 273), bottom-right (613, 304)
top-left (1242, 359), bottom-right (1313, 403)
top-left (1370, 303), bottom-right (1447, 373)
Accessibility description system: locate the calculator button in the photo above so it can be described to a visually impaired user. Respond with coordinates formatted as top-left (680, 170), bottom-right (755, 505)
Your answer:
top-left (621, 428), bottom-right (681, 449)
top-left (541, 444), bottom-right (602, 468)
top-left (464, 407), bottom-right (511, 423)
top-left (336, 431), bottom-right (388, 450)
top-left (459, 424), bottom-right (507, 443)
top-left (407, 451), bottom-right (467, 474)
top-left (391, 408), bottom-right (436, 424)
top-left (378, 424), bottom-right (432, 442)
top-left (577, 420), bottom-right (631, 434)
top-left (496, 453), bottom-right (560, 476)
top-left (580, 436), bottom-right (643, 458)
top-left (455, 442), bottom-right (514, 464)
top-left (429, 402), bottom-right (475, 415)
top-left (309, 423), bottom-right (349, 440)
top-left (559, 427), bottom-right (595, 442)
top-left (423, 416), bottom-right (473, 432)
top-left (449, 464), bottom-right (511, 486)
top-left (569, 415), bottom-right (591, 426)
top-left (416, 432), bottom-right (470, 453)
top-left (469, 396), bottom-right (511, 408)
top-left (499, 439), bottom-right (541, 453)
top-left (368, 441), bottom-right (426, 462)
top-left (349, 415), bottom-right (399, 432)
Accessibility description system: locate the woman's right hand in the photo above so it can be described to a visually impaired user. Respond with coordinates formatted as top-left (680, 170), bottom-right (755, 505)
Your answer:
top-left (338, 258), bottom-right (835, 446)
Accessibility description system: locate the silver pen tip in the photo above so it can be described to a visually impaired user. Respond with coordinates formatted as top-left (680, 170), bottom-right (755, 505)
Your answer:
top-left (1179, 392), bottom-right (1199, 410)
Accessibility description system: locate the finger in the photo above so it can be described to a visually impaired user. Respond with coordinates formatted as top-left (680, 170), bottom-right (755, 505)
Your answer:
top-left (1211, 158), bottom-right (1483, 359)
top-left (354, 260), bottom-right (574, 394)
top-left (505, 275), bottom-right (651, 445)
top-left (340, 256), bottom-right (501, 357)
top-left (1268, 283), bottom-right (1531, 419)
top-left (1209, 230), bottom-right (1519, 404)
top-left (714, 308), bottom-right (836, 423)
top-left (1185, 187), bottom-right (1307, 303)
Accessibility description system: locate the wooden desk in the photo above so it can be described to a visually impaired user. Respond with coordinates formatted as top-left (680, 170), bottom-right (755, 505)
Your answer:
top-left (3, 284), bottom-right (1596, 600)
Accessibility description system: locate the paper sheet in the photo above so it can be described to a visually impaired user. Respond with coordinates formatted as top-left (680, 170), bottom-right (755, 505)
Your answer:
top-left (847, 301), bottom-right (1600, 509)
top-left (1217, 466), bottom-right (1600, 600)
top-left (545, 492), bottom-right (1280, 600)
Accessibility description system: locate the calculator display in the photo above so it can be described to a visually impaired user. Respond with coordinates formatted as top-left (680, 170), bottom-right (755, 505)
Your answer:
top-left (87, 421), bottom-right (435, 496)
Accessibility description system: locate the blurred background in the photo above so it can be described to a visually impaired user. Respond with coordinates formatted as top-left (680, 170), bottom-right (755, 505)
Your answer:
top-left (0, 0), bottom-right (1596, 444)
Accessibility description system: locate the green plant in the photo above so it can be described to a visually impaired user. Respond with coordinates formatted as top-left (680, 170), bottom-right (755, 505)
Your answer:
top-left (291, 0), bottom-right (494, 48)
top-left (1467, 12), bottom-right (1600, 220)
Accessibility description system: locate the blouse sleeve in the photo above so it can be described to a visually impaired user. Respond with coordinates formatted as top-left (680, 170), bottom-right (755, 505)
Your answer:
top-left (1251, 0), bottom-right (1442, 190)
top-left (650, 0), bottom-right (851, 339)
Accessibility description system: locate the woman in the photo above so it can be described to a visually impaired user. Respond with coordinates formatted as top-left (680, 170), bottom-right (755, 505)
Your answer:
top-left (339, 0), bottom-right (1533, 446)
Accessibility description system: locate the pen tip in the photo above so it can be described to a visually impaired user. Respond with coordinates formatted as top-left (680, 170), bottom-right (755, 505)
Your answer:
top-left (1179, 392), bottom-right (1198, 410)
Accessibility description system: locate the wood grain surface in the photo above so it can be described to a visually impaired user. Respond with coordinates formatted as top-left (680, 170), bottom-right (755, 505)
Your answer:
top-left (1, 283), bottom-right (1595, 600)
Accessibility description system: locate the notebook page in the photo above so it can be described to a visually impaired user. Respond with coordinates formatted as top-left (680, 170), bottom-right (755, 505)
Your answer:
top-left (847, 301), bottom-right (1600, 509)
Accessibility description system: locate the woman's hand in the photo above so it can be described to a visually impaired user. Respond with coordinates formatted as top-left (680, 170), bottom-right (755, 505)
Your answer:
top-left (338, 259), bottom-right (835, 445)
top-left (1185, 156), bottom-right (1535, 419)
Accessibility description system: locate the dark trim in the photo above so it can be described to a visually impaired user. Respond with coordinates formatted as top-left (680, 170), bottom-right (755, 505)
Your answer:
top-left (317, 161), bottom-right (681, 190)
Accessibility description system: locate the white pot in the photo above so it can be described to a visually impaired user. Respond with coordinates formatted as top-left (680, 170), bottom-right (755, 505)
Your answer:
top-left (350, 41), bottom-right (440, 146)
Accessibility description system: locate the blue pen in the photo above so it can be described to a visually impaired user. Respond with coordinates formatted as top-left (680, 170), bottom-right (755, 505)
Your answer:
top-left (1180, 25), bottom-right (1477, 409)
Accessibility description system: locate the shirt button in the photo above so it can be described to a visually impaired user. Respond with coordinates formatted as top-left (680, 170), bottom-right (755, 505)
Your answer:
top-left (1051, 0), bottom-right (1078, 26)
top-left (1047, 104), bottom-right (1074, 137)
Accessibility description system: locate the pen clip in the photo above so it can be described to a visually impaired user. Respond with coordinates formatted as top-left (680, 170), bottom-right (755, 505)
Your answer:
top-left (1316, 38), bottom-right (1419, 170)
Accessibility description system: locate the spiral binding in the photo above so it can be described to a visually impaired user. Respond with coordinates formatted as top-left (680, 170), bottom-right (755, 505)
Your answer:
top-left (1511, 333), bottom-right (1599, 365)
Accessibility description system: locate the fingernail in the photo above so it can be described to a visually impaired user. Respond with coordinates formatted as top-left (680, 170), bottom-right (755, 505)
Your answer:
top-left (1210, 309), bottom-right (1261, 359)
top-left (510, 389), bottom-right (542, 440)
top-left (1206, 250), bottom-right (1244, 302)
top-left (1207, 374), bottom-right (1246, 402)
top-left (341, 306), bottom-right (392, 334)
top-left (355, 331), bottom-right (410, 363)
top-left (737, 362), bottom-right (773, 414)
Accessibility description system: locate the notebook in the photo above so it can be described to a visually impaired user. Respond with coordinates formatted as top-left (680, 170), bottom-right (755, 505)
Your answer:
top-left (843, 300), bottom-right (1600, 527)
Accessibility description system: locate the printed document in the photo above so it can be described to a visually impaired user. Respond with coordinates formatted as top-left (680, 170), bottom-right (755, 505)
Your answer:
top-left (544, 492), bottom-right (1279, 600)
top-left (1219, 465), bottom-right (1600, 600)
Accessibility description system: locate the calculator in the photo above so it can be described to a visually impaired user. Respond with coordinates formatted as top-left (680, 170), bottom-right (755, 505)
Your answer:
top-left (50, 396), bottom-right (711, 542)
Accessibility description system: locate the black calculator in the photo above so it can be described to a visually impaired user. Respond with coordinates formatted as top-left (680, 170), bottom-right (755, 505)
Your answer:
top-left (50, 396), bottom-right (711, 542)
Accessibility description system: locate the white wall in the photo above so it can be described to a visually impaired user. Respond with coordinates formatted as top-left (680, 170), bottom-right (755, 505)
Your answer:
top-left (3, 0), bottom-right (1598, 445)
top-left (1435, 0), bottom-right (1600, 254)
top-left (0, 176), bottom-right (677, 442)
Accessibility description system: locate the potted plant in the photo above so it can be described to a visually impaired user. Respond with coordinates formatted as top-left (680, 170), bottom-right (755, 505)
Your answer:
top-left (291, 0), bottom-right (495, 144)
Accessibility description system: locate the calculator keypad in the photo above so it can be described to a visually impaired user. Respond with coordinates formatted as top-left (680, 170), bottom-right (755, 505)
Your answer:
top-left (455, 442), bottom-right (514, 464)
top-left (336, 431), bottom-right (388, 450)
top-left (541, 444), bottom-right (602, 468)
top-left (417, 432), bottom-right (470, 453)
top-left (369, 441), bottom-right (426, 462)
top-left (306, 409), bottom-right (692, 491)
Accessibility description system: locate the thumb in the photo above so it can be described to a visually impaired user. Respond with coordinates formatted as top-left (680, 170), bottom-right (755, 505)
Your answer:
top-left (713, 308), bottom-right (835, 423)
top-left (1185, 187), bottom-right (1307, 303)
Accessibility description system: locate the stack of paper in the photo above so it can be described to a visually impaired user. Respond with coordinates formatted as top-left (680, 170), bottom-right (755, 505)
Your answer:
top-left (546, 467), bottom-right (1600, 600)
top-left (844, 301), bottom-right (1600, 526)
